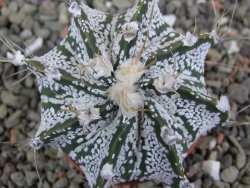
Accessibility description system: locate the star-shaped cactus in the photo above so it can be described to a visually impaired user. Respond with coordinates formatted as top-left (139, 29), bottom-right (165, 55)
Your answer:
top-left (5, 0), bottom-right (230, 187)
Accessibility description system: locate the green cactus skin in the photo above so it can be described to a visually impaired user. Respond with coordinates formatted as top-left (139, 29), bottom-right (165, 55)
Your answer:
top-left (6, 0), bottom-right (230, 187)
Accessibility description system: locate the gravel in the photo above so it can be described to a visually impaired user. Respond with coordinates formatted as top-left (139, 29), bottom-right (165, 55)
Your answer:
top-left (0, 0), bottom-right (250, 188)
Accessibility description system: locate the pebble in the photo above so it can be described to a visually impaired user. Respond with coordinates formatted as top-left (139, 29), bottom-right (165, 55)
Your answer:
top-left (221, 154), bottom-right (233, 169)
top-left (202, 160), bottom-right (221, 181)
top-left (8, 1), bottom-right (18, 13)
top-left (221, 166), bottom-right (239, 183)
top-left (25, 171), bottom-right (38, 186)
top-left (1, 90), bottom-right (25, 108)
top-left (9, 11), bottom-right (26, 24)
top-left (0, 104), bottom-right (8, 119)
top-left (20, 3), bottom-right (37, 14)
top-left (6, 110), bottom-right (23, 128)
top-left (236, 153), bottom-right (247, 169)
top-left (241, 176), bottom-right (250, 185)
top-left (10, 171), bottom-right (26, 187)
top-left (112, 0), bottom-right (133, 9)
top-left (228, 84), bottom-right (249, 104)
top-left (22, 15), bottom-right (34, 29)
top-left (53, 177), bottom-right (69, 188)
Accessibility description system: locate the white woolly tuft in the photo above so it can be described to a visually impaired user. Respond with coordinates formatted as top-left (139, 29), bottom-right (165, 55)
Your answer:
top-left (6, 51), bottom-right (25, 66)
top-left (77, 106), bottom-right (101, 126)
top-left (115, 58), bottom-right (145, 84)
top-left (216, 95), bottom-right (230, 113)
top-left (108, 83), bottom-right (144, 118)
top-left (44, 67), bottom-right (62, 81)
top-left (68, 1), bottom-right (81, 17)
top-left (160, 126), bottom-right (181, 145)
top-left (88, 56), bottom-right (113, 79)
top-left (182, 32), bottom-right (198, 47)
top-left (100, 163), bottom-right (114, 181)
top-left (153, 74), bottom-right (182, 94)
top-left (121, 22), bottom-right (140, 42)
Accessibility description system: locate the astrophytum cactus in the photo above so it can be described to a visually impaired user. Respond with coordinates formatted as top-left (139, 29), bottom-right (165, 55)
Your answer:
top-left (5, 0), bottom-right (230, 187)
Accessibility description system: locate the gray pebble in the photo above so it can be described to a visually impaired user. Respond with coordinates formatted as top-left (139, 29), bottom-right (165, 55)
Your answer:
top-left (25, 171), bottom-right (38, 186)
top-left (0, 104), bottom-right (8, 119)
top-left (208, 151), bottom-right (218, 161)
top-left (20, 3), bottom-right (37, 14)
top-left (112, 0), bottom-right (134, 9)
top-left (35, 28), bottom-right (50, 39)
top-left (6, 110), bottom-right (23, 128)
top-left (44, 21), bottom-right (63, 32)
top-left (10, 171), bottom-right (25, 187)
top-left (1, 6), bottom-right (11, 17)
top-left (241, 176), bottom-right (250, 185)
top-left (221, 166), bottom-right (239, 183)
top-left (228, 84), bottom-right (249, 104)
top-left (20, 29), bottom-right (33, 39)
top-left (53, 177), bottom-right (69, 188)
top-left (8, 1), bottom-right (19, 13)
top-left (236, 153), bottom-right (246, 169)
top-left (69, 183), bottom-right (81, 188)
top-left (9, 11), bottom-right (26, 24)
top-left (46, 171), bottom-right (57, 183)
top-left (221, 154), bottom-right (233, 169)
top-left (0, 16), bottom-right (8, 27)
top-left (22, 15), bottom-right (34, 29)
top-left (213, 180), bottom-right (230, 188)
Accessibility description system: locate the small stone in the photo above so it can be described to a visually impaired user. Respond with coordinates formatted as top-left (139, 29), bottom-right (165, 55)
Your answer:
top-left (20, 29), bottom-right (33, 39)
top-left (0, 104), bottom-right (8, 119)
top-left (25, 171), bottom-right (38, 186)
top-left (8, 1), bottom-right (18, 13)
top-left (0, 16), bottom-right (8, 27)
top-left (228, 135), bottom-right (245, 154)
top-left (213, 180), bottom-right (230, 188)
top-left (9, 11), bottom-right (26, 24)
top-left (220, 166), bottom-right (239, 183)
top-left (10, 172), bottom-right (25, 187)
top-left (202, 160), bottom-right (220, 181)
top-left (44, 21), bottom-right (63, 32)
top-left (228, 84), bottom-right (249, 104)
top-left (241, 176), bottom-right (250, 185)
top-left (53, 177), bottom-right (69, 188)
top-left (6, 110), bottom-right (23, 128)
top-left (1, 7), bottom-right (11, 17)
top-left (20, 3), bottom-right (37, 13)
top-left (113, 0), bottom-right (133, 9)
top-left (46, 171), bottom-right (57, 183)
top-left (208, 151), bottom-right (218, 160)
top-left (236, 153), bottom-right (246, 169)
top-left (137, 181), bottom-right (155, 188)
top-left (22, 15), bottom-right (34, 29)
top-left (35, 28), bottom-right (50, 39)
top-left (221, 154), bottom-right (233, 169)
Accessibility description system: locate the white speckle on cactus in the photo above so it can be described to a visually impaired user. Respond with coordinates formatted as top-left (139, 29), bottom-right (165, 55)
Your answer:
top-left (210, 30), bottom-right (220, 44)
top-left (6, 51), bottom-right (25, 66)
top-left (216, 95), bottom-right (230, 113)
top-left (100, 163), bottom-right (114, 181)
top-left (44, 67), bottom-right (62, 81)
top-left (77, 106), bottom-right (101, 126)
top-left (68, 1), bottom-right (81, 17)
top-left (153, 74), bottom-right (182, 94)
top-left (29, 137), bottom-right (44, 150)
top-left (121, 22), bottom-right (140, 42)
top-left (182, 32), bottom-right (198, 46)
top-left (88, 55), bottom-right (113, 79)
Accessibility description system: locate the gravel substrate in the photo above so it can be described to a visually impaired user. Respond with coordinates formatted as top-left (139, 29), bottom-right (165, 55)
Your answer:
top-left (0, 0), bottom-right (250, 188)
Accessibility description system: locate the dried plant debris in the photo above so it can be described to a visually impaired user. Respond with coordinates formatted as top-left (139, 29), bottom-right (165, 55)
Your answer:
top-left (2, 0), bottom-right (230, 187)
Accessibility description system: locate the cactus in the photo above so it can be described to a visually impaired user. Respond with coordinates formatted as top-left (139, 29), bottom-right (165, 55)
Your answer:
top-left (4, 0), bottom-right (230, 187)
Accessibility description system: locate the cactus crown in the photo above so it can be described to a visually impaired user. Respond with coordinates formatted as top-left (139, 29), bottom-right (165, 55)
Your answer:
top-left (5, 0), bottom-right (229, 187)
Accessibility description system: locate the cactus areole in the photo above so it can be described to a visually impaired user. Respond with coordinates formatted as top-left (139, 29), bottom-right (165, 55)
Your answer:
top-left (7, 0), bottom-right (230, 187)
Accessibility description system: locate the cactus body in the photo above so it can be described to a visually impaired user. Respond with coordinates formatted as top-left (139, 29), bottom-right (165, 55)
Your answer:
top-left (7, 0), bottom-right (230, 187)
